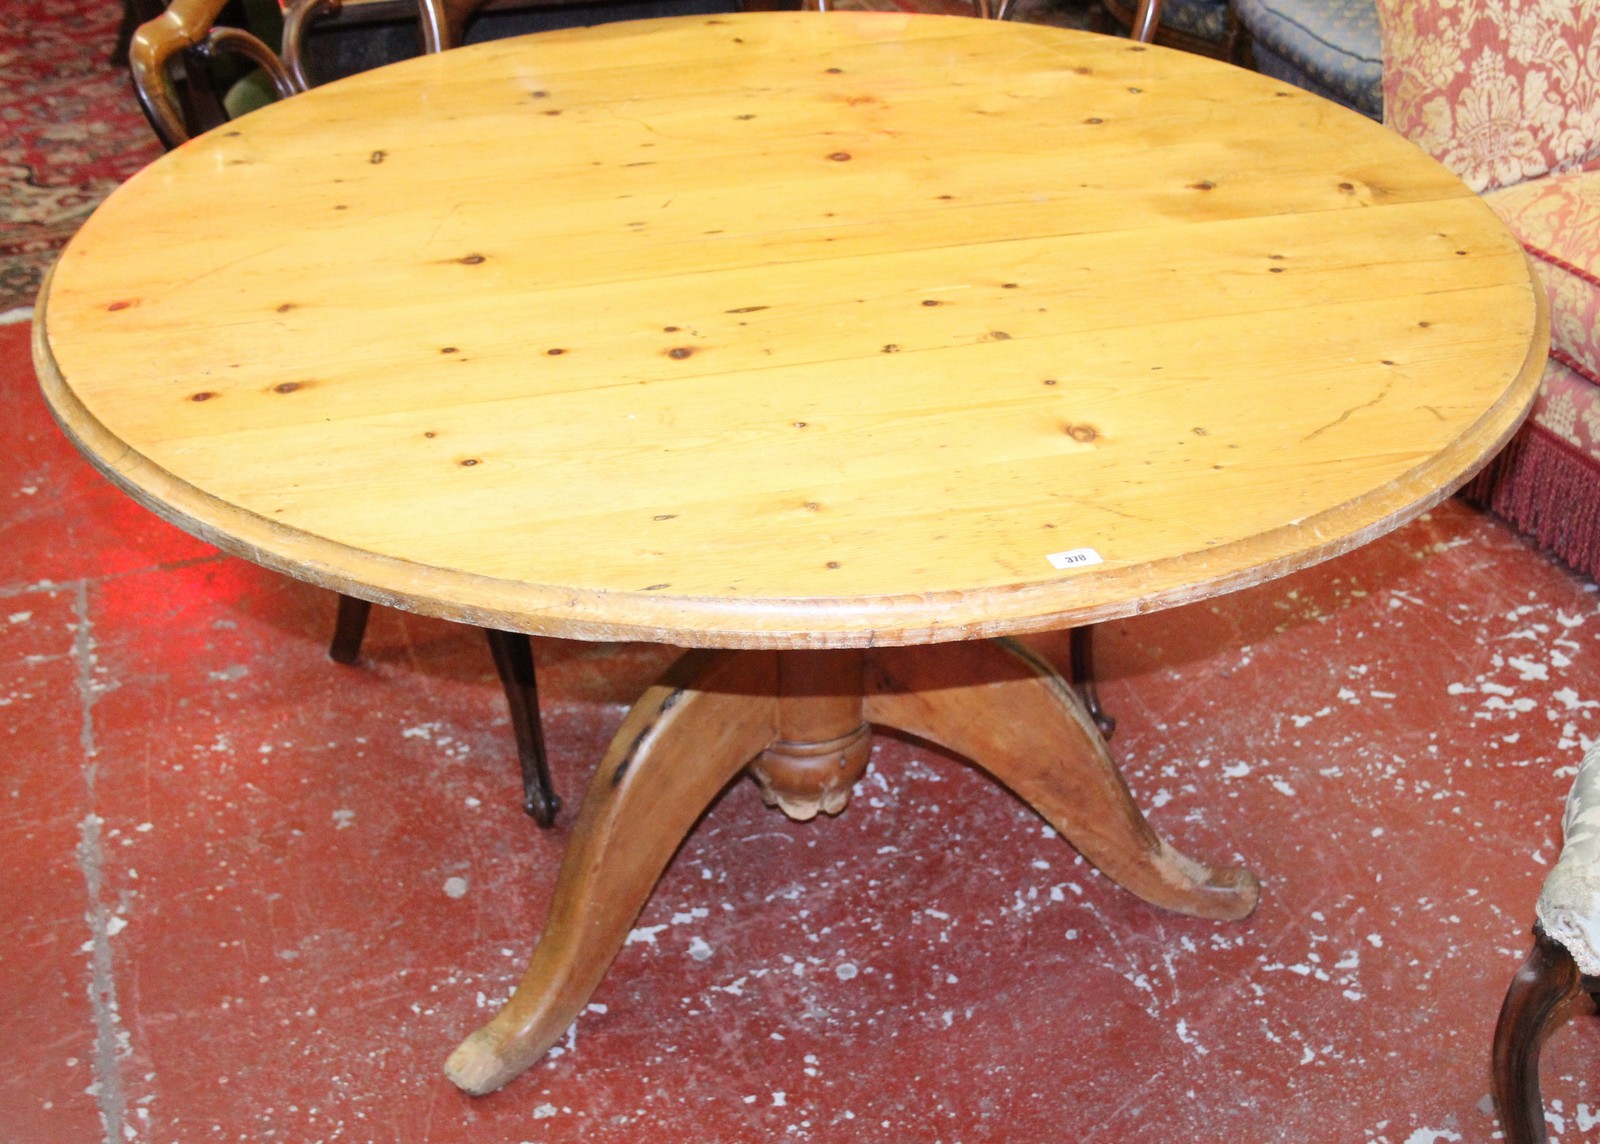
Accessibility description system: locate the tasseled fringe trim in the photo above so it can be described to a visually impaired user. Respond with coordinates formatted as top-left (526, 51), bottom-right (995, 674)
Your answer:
top-left (1461, 424), bottom-right (1600, 580)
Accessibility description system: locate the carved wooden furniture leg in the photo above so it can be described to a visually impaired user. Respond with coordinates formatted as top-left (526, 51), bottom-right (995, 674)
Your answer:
top-left (445, 650), bottom-right (780, 1096)
top-left (484, 628), bottom-right (561, 827)
top-left (327, 593), bottom-right (371, 665)
top-left (865, 639), bottom-right (1259, 921)
top-left (1069, 625), bottom-right (1116, 739)
top-left (1493, 926), bottom-right (1586, 1144)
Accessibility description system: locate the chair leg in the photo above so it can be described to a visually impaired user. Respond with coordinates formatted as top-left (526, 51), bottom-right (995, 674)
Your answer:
top-left (329, 594), bottom-right (372, 664)
top-left (1493, 926), bottom-right (1585, 1144)
top-left (1068, 625), bottom-right (1117, 739)
top-left (484, 629), bottom-right (561, 828)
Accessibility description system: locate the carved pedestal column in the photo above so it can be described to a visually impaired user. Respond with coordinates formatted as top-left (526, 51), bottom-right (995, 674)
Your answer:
top-left (748, 650), bottom-right (873, 820)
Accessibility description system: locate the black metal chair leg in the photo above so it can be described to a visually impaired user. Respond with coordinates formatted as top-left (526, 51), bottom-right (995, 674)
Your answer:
top-left (1493, 926), bottom-right (1585, 1144)
top-left (1069, 625), bottom-right (1117, 739)
top-left (484, 628), bottom-right (561, 828)
top-left (329, 594), bottom-right (372, 664)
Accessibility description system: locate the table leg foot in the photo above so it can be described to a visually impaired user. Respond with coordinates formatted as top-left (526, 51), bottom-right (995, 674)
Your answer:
top-left (443, 650), bottom-right (778, 1095)
top-left (864, 639), bottom-right (1259, 922)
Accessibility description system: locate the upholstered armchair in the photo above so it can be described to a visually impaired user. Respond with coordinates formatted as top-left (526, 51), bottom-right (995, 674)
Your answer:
top-left (1378, 1), bottom-right (1600, 581)
top-left (1372, 4), bottom-right (1600, 1139)
top-left (1234, 0), bottom-right (1381, 119)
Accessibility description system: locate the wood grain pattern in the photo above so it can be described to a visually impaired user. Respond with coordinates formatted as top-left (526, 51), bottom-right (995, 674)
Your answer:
top-left (37, 12), bottom-right (1547, 648)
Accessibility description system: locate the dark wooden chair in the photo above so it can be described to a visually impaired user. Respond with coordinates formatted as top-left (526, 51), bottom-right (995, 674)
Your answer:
top-left (113, 0), bottom-right (167, 66)
top-left (128, 0), bottom-right (560, 825)
top-left (129, 0), bottom-right (496, 145)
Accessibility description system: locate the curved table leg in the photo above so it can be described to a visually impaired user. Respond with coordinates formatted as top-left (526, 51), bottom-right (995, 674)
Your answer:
top-left (445, 650), bottom-right (779, 1095)
top-left (1493, 926), bottom-right (1584, 1144)
top-left (864, 638), bottom-right (1258, 921)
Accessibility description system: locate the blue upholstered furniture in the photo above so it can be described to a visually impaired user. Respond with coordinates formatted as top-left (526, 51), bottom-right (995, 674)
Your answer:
top-left (1150, 0), bottom-right (1229, 44)
top-left (1233, 0), bottom-right (1382, 120)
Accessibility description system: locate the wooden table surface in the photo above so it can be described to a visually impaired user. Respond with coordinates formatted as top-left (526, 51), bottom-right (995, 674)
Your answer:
top-left (36, 11), bottom-right (1547, 649)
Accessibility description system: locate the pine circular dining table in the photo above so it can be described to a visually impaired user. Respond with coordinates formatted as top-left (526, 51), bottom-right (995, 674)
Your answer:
top-left (34, 9), bottom-right (1547, 1096)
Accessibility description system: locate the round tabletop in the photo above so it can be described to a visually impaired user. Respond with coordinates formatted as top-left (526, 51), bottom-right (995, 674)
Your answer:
top-left (36, 11), bottom-right (1546, 649)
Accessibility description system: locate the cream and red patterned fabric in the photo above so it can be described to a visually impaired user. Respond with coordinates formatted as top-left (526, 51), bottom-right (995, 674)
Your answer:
top-left (1481, 173), bottom-right (1600, 563)
top-left (1376, 0), bottom-right (1600, 578)
top-left (1488, 171), bottom-right (1600, 390)
top-left (1377, 1), bottom-right (1600, 194)
top-left (1539, 738), bottom-right (1600, 975)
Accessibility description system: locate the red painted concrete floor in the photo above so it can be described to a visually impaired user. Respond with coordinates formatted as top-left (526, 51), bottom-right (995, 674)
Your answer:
top-left (7, 309), bottom-right (1600, 1144)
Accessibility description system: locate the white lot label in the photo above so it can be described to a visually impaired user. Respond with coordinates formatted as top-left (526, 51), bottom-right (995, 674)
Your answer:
top-left (1046, 547), bottom-right (1104, 571)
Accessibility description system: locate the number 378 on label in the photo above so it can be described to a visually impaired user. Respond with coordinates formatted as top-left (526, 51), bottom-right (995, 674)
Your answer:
top-left (1046, 548), bottom-right (1105, 571)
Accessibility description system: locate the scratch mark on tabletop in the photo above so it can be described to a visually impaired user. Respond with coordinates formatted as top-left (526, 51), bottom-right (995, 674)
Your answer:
top-left (168, 244), bottom-right (290, 297)
top-left (1302, 379), bottom-right (1394, 443)
top-left (420, 201), bottom-right (467, 254)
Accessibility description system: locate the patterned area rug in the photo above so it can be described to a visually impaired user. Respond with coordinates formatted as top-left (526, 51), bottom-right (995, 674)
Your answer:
top-left (0, 0), bottom-right (1099, 317)
top-left (0, 0), bottom-right (161, 316)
